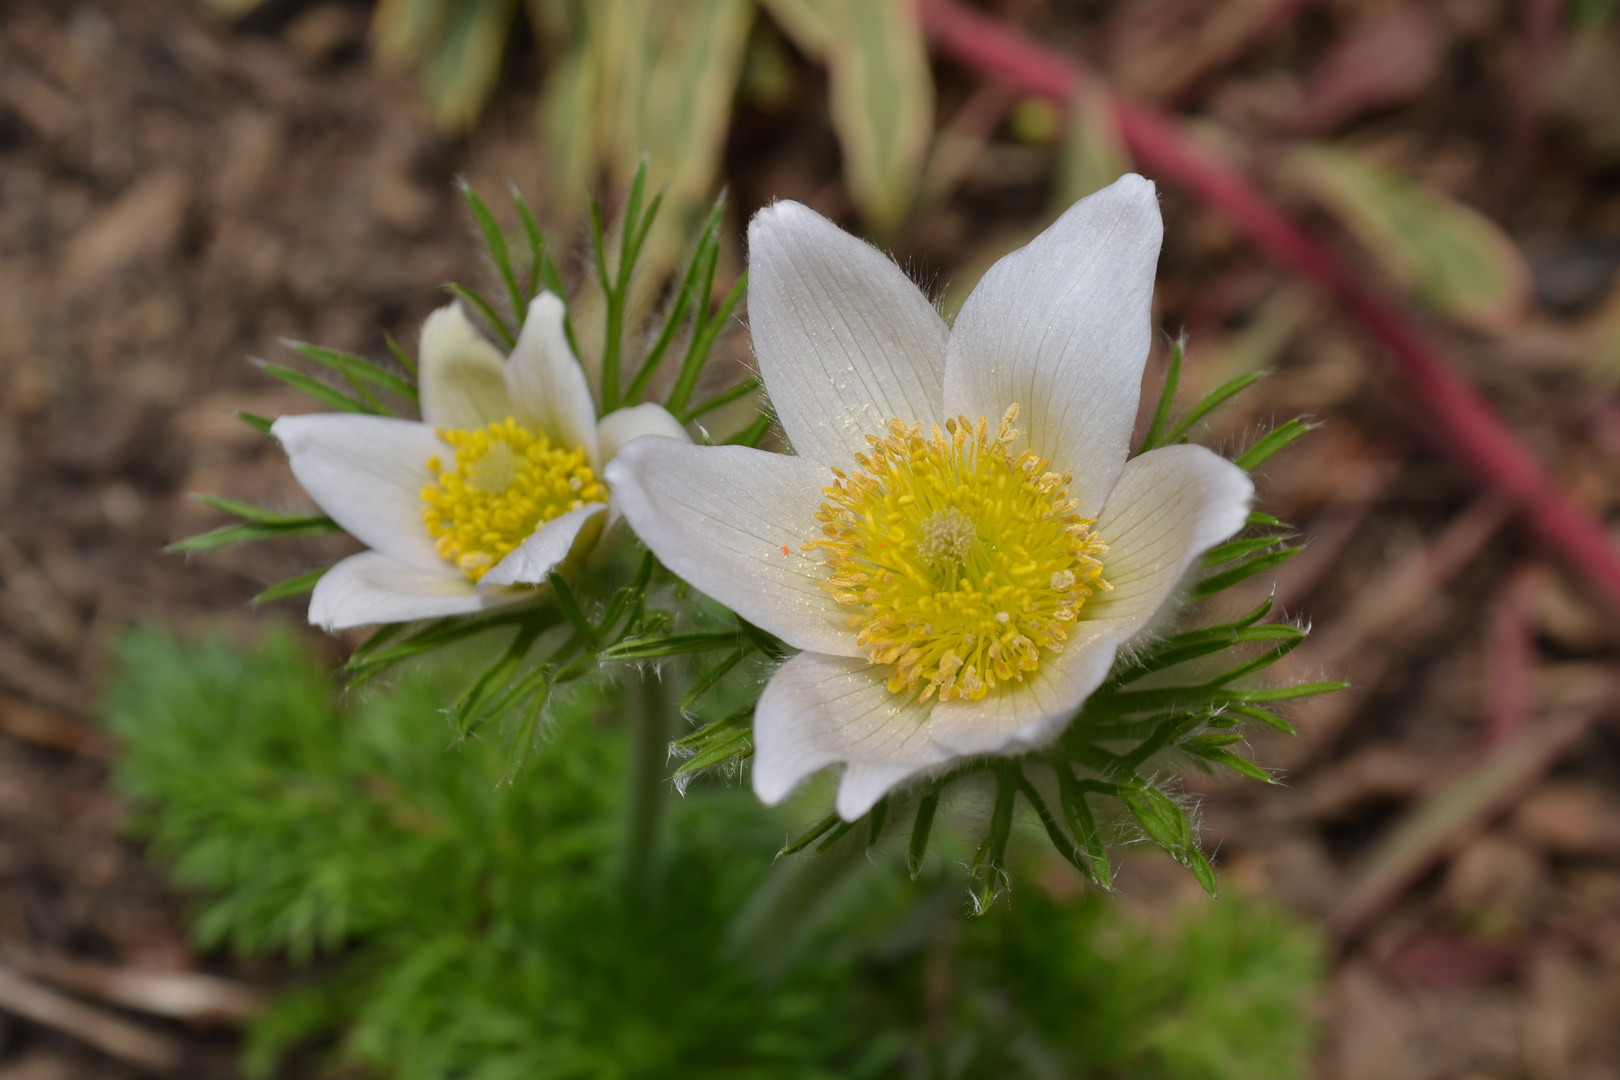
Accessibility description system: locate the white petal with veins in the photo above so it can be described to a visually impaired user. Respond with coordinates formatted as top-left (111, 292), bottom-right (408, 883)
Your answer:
top-left (944, 175), bottom-right (1162, 518)
top-left (597, 401), bottom-right (690, 464)
top-left (480, 503), bottom-right (608, 588)
top-left (272, 413), bottom-right (447, 573)
top-left (1086, 443), bottom-right (1254, 638)
top-left (747, 200), bottom-right (948, 466)
top-left (752, 651), bottom-right (949, 819)
top-left (605, 439), bottom-right (860, 656)
top-left (927, 621), bottom-right (1120, 757)
top-left (506, 293), bottom-right (601, 469)
top-left (418, 302), bottom-right (512, 430)
top-left (309, 551), bottom-right (526, 631)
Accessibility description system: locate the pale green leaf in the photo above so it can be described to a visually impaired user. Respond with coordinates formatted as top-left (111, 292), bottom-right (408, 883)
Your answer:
top-left (1285, 144), bottom-right (1530, 332)
top-left (757, 0), bottom-right (831, 57)
top-left (375, 0), bottom-right (521, 132)
top-left (539, 0), bottom-right (751, 278)
top-left (1056, 87), bottom-right (1132, 206)
top-left (200, 0), bottom-right (267, 15)
top-left (818, 0), bottom-right (934, 231)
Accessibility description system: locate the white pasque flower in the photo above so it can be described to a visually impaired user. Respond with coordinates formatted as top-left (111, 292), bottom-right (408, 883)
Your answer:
top-left (605, 175), bottom-right (1254, 820)
top-left (272, 293), bottom-right (688, 631)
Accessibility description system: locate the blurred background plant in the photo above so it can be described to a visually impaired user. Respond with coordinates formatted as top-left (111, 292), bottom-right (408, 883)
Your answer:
top-left (220, 0), bottom-right (936, 271)
top-left (106, 624), bottom-right (1322, 1080)
top-left (204, 0), bottom-right (1550, 330)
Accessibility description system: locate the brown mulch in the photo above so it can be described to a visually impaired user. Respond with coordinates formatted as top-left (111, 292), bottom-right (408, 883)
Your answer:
top-left (2, 0), bottom-right (1620, 1077)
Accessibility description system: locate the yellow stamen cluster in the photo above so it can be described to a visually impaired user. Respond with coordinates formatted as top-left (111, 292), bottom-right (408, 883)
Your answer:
top-left (806, 407), bottom-right (1110, 703)
top-left (421, 417), bottom-right (605, 581)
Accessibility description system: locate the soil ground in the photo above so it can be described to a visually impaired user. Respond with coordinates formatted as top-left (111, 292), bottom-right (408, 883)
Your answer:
top-left (2, 0), bottom-right (1620, 1077)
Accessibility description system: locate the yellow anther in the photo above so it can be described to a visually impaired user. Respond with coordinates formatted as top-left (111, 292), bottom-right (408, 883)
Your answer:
top-left (805, 410), bottom-right (1110, 703)
top-left (420, 417), bottom-right (606, 582)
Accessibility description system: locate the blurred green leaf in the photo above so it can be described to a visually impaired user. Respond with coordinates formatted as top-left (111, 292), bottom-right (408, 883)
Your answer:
top-left (1573, 0), bottom-right (1619, 24)
top-left (762, 0), bottom-right (933, 230)
top-left (540, 0), bottom-right (752, 277)
top-left (821, 0), bottom-right (933, 231)
top-left (199, 0), bottom-right (267, 15)
top-left (757, 0), bottom-right (831, 54)
top-left (167, 517), bottom-right (342, 554)
top-left (374, 0), bottom-right (522, 132)
top-left (1285, 143), bottom-right (1530, 332)
top-left (252, 568), bottom-right (329, 605)
top-left (1056, 86), bottom-right (1131, 206)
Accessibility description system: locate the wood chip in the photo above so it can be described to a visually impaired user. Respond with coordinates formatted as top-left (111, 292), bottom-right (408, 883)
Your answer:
top-left (0, 964), bottom-right (181, 1072)
top-left (1325, 689), bottom-right (1614, 954)
top-left (0, 692), bottom-right (107, 758)
top-left (5, 950), bottom-right (265, 1026)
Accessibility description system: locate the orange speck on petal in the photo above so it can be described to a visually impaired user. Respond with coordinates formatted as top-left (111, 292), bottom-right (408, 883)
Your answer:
top-left (781, 544), bottom-right (790, 556)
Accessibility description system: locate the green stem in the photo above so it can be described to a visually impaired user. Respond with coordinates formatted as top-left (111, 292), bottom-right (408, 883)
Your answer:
top-left (622, 670), bottom-right (669, 903)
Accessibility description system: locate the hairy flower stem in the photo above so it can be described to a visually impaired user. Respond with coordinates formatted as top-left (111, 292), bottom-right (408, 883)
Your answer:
top-left (622, 670), bottom-right (669, 904)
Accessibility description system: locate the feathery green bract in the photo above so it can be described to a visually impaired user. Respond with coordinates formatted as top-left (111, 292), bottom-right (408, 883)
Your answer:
top-left (685, 375), bottom-right (761, 419)
top-left (252, 568), bottom-right (329, 605)
top-left (235, 410), bottom-right (273, 435)
top-left (168, 495), bottom-right (342, 554)
top-left (600, 630), bottom-right (744, 660)
top-left (1236, 418), bottom-right (1317, 471)
top-left (166, 516), bottom-right (341, 553)
top-left (459, 181), bottom-right (526, 326)
top-left (598, 160), bottom-right (659, 412)
top-left (281, 341), bottom-right (419, 406)
top-left (1137, 337), bottom-right (1185, 453)
top-left (253, 359), bottom-right (377, 414)
top-left (725, 409), bottom-right (775, 447)
top-left (627, 193), bottom-right (729, 406)
top-left (1164, 371), bottom-right (1265, 445)
top-left (446, 282), bottom-right (515, 349)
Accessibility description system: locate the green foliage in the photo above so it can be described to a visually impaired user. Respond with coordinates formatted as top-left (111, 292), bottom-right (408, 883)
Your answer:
top-left (1574, 0), bottom-right (1619, 24)
top-left (956, 890), bottom-right (1324, 1080)
top-left (165, 496), bottom-right (341, 553)
top-left (106, 627), bottom-right (1323, 1080)
top-left (107, 627), bottom-right (866, 1078)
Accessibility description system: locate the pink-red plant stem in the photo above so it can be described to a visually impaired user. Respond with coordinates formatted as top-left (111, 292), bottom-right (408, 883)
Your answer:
top-left (918, 0), bottom-right (1620, 615)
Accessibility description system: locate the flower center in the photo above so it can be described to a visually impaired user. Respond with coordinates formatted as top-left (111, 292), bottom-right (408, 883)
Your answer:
top-left (421, 417), bottom-right (606, 581)
top-left (807, 406), bottom-right (1110, 703)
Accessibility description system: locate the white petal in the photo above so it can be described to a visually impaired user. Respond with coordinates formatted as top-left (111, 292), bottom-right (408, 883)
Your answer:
top-left (604, 439), bottom-right (860, 657)
top-left (943, 174), bottom-right (1163, 517)
top-left (419, 302), bottom-right (511, 429)
top-left (478, 503), bottom-right (608, 588)
top-left (752, 651), bottom-right (949, 819)
top-left (747, 200), bottom-right (949, 466)
top-left (836, 762), bottom-right (928, 822)
top-left (272, 413), bottom-right (447, 573)
top-left (506, 293), bottom-right (601, 469)
top-left (597, 402), bottom-right (690, 465)
top-left (308, 551), bottom-right (525, 631)
top-left (1086, 443), bottom-right (1254, 638)
top-left (927, 621), bottom-right (1120, 757)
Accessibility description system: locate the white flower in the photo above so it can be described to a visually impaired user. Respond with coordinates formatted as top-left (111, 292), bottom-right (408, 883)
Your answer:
top-left (272, 293), bottom-right (688, 631)
top-left (605, 175), bottom-right (1254, 820)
